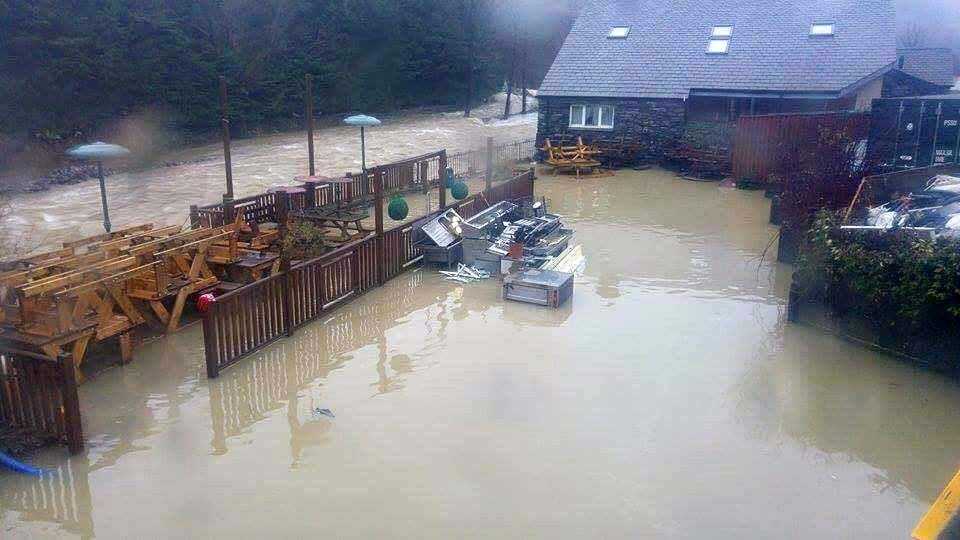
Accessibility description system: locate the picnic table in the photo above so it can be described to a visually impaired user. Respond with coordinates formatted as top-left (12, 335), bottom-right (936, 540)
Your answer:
top-left (293, 207), bottom-right (371, 243)
top-left (234, 252), bottom-right (282, 281)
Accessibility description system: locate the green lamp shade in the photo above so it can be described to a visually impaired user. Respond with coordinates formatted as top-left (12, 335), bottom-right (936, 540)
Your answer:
top-left (66, 142), bottom-right (131, 160)
top-left (343, 115), bottom-right (382, 127)
top-left (388, 196), bottom-right (409, 221)
top-left (451, 180), bottom-right (469, 200)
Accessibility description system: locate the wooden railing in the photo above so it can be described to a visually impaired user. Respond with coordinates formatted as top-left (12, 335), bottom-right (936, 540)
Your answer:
top-left (193, 150), bottom-right (447, 228)
top-left (0, 348), bottom-right (83, 454)
top-left (194, 141), bottom-right (534, 229)
top-left (202, 169), bottom-right (535, 377)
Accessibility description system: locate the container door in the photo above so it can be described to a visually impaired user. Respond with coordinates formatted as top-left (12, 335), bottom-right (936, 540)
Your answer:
top-left (894, 101), bottom-right (922, 169)
top-left (917, 101), bottom-right (940, 167)
top-left (866, 100), bottom-right (900, 170)
top-left (935, 102), bottom-right (960, 166)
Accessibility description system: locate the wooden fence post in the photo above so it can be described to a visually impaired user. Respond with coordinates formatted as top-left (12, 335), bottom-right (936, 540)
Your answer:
top-left (438, 152), bottom-right (448, 210)
top-left (59, 354), bottom-right (84, 454)
top-left (305, 74), bottom-right (316, 177)
top-left (203, 304), bottom-right (219, 379)
top-left (189, 205), bottom-right (200, 229)
top-left (374, 167), bottom-right (385, 285)
top-left (219, 76), bottom-right (234, 201)
top-left (222, 195), bottom-right (235, 227)
top-left (420, 160), bottom-right (429, 194)
top-left (485, 136), bottom-right (494, 190)
top-left (277, 191), bottom-right (294, 337)
top-left (305, 182), bottom-right (317, 209)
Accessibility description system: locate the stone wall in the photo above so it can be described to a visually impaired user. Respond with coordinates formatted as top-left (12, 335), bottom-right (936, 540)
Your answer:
top-left (536, 97), bottom-right (686, 161)
top-left (881, 71), bottom-right (951, 99)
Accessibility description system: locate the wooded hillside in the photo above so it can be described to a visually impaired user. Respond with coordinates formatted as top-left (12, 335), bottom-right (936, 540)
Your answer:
top-left (0, 0), bottom-right (581, 139)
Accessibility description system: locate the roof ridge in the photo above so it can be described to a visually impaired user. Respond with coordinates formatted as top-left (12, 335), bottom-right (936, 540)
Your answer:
top-left (897, 47), bottom-right (953, 52)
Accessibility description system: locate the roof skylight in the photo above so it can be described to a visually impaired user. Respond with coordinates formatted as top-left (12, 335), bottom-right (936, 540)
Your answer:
top-left (707, 39), bottom-right (729, 54)
top-left (609, 27), bottom-right (630, 38)
top-left (712, 26), bottom-right (733, 37)
top-left (810, 23), bottom-right (835, 36)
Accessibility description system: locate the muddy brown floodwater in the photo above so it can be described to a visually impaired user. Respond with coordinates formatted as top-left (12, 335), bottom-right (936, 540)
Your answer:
top-left (4, 168), bottom-right (960, 539)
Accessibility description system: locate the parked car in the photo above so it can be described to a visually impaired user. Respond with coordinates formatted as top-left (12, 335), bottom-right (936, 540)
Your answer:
top-left (866, 176), bottom-right (960, 232)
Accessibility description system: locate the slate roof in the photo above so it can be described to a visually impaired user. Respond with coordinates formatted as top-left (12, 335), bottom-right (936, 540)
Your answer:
top-left (538, 0), bottom-right (897, 99)
top-left (897, 48), bottom-right (956, 88)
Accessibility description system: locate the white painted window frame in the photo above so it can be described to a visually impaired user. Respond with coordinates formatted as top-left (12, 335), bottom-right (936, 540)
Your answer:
top-left (569, 104), bottom-right (615, 129)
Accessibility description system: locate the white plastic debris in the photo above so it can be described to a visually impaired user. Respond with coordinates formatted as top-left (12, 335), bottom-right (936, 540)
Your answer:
top-left (439, 264), bottom-right (490, 284)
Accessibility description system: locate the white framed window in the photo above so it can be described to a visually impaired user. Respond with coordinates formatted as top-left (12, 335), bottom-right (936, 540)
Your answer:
top-left (810, 23), bottom-right (835, 36)
top-left (609, 27), bottom-right (630, 38)
top-left (569, 104), bottom-right (615, 129)
top-left (707, 39), bottom-right (730, 54)
top-left (712, 26), bottom-right (733, 37)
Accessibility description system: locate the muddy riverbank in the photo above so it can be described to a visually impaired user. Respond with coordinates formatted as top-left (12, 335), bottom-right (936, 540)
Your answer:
top-left (2, 169), bottom-right (956, 538)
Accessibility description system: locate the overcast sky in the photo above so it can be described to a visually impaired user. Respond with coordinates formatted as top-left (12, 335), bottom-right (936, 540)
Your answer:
top-left (897, 0), bottom-right (960, 49)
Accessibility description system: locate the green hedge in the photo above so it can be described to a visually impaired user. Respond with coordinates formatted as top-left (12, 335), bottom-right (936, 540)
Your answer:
top-left (797, 211), bottom-right (960, 337)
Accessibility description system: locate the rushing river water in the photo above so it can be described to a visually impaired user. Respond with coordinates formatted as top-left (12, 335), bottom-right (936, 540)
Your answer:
top-left (3, 168), bottom-right (959, 538)
top-left (1, 96), bottom-right (538, 250)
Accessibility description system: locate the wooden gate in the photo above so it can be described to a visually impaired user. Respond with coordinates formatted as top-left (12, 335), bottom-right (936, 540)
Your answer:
top-left (732, 112), bottom-right (871, 181)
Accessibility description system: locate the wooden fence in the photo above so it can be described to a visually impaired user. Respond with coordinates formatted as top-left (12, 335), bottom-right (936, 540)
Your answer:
top-left (208, 270), bottom-right (429, 456)
top-left (0, 348), bottom-right (84, 454)
top-left (732, 112), bottom-right (871, 182)
top-left (195, 150), bottom-right (447, 228)
top-left (202, 169), bottom-right (536, 377)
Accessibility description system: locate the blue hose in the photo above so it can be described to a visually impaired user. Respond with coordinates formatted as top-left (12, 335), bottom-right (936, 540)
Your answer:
top-left (0, 450), bottom-right (43, 476)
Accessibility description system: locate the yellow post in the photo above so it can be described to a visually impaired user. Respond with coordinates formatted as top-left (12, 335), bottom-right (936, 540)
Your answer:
top-left (913, 469), bottom-right (960, 539)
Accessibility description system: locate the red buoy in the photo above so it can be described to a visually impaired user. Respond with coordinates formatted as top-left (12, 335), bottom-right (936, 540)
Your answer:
top-left (197, 293), bottom-right (215, 313)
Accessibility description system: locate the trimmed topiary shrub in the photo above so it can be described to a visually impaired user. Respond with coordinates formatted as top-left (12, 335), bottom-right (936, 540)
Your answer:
top-left (388, 196), bottom-right (409, 220)
top-left (451, 180), bottom-right (468, 200)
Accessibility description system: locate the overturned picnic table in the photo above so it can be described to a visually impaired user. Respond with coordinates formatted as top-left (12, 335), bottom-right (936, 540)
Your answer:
top-left (540, 138), bottom-right (603, 178)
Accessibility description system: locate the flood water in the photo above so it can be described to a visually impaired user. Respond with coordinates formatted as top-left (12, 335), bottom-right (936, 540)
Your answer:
top-left (4, 168), bottom-right (960, 538)
top-left (1, 95), bottom-right (537, 249)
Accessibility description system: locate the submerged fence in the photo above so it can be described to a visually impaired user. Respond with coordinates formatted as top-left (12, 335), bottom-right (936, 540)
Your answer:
top-left (0, 349), bottom-right (84, 454)
top-left (202, 170), bottom-right (536, 377)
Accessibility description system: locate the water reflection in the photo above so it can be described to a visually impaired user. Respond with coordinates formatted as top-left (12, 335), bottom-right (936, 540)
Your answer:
top-left (731, 322), bottom-right (960, 503)
top-left (3, 169), bottom-right (960, 538)
top-left (0, 457), bottom-right (94, 539)
top-left (542, 170), bottom-right (785, 306)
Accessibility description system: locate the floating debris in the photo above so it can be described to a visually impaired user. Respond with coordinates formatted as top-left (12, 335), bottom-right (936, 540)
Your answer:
top-left (439, 263), bottom-right (491, 284)
top-left (314, 408), bottom-right (335, 419)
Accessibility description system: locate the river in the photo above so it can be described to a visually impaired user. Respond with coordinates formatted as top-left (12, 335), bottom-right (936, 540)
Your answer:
top-left (0, 95), bottom-right (538, 250)
top-left (3, 167), bottom-right (958, 538)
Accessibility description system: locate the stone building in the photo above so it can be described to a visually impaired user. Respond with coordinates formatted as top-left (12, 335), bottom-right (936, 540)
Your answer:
top-left (536, 0), bottom-right (955, 158)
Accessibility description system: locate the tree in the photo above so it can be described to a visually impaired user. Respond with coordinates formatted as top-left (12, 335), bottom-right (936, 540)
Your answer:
top-left (0, 0), bottom-right (583, 148)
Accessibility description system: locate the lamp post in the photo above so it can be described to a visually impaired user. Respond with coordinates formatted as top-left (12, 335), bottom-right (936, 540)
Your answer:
top-left (343, 115), bottom-right (381, 172)
top-left (65, 142), bottom-right (131, 233)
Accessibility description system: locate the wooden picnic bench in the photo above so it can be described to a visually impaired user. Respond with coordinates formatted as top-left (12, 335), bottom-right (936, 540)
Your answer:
top-left (293, 207), bottom-right (372, 243)
top-left (540, 138), bottom-right (603, 178)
